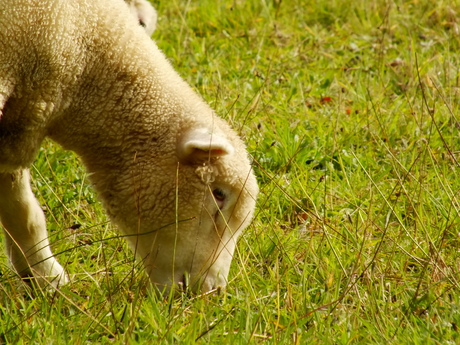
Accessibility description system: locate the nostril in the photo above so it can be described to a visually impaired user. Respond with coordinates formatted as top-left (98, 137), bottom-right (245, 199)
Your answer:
top-left (183, 272), bottom-right (190, 290)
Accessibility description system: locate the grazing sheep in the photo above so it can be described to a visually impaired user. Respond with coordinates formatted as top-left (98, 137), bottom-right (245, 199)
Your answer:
top-left (0, 0), bottom-right (258, 293)
top-left (125, 0), bottom-right (157, 35)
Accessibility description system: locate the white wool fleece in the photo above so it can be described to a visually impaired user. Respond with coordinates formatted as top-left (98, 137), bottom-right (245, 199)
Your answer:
top-left (0, 0), bottom-right (258, 293)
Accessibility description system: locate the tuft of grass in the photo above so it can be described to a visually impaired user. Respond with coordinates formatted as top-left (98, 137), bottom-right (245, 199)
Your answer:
top-left (2, 0), bottom-right (460, 343)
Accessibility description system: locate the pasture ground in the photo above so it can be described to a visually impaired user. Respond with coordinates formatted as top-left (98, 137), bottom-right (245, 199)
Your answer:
top-left (2, 0), bottom-right (460, 343)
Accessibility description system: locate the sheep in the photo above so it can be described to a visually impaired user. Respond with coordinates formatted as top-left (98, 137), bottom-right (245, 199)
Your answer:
top-left (0, 0), bottom-right (258, 294)
top-left (125, 0), bottom-right (157, 35)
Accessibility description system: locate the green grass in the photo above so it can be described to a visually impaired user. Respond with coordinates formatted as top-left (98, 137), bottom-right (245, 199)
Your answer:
top-left (2, 0), bottom-right (460, 343)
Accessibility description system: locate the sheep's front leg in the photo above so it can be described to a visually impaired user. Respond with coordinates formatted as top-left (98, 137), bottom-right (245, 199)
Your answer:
top-left (0, 169), bottom-right (68, 287)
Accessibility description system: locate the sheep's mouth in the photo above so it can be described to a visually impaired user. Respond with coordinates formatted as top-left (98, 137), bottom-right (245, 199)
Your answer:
top-left (177, 272), bottom-right (189, 292)
top-left (175, 272), bottom-right (223, 295)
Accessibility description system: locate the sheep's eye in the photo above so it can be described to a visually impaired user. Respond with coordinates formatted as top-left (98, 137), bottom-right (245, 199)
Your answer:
top-left (212, 188), bottom-right (226, 202)
top-left (212, 188), bottom-right (226, 209)
top-left (139, 20), bottom-right (146, 28)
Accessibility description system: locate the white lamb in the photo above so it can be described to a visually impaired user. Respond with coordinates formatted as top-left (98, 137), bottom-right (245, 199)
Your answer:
top-left (0, 0), bottom-right (258, 293)
top-left (125, 0), bottom-right (157, 35)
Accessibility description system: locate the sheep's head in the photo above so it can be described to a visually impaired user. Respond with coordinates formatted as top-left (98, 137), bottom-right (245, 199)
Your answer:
top-left (110, 124), bottom-right (258, 294)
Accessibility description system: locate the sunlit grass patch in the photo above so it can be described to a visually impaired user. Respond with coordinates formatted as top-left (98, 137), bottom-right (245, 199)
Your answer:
top-left (2, 0), bottom-right (460, 343)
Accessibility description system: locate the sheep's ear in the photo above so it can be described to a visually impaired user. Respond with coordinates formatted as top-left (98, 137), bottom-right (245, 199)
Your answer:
top-left (178, 128), bottom-right (234, 163)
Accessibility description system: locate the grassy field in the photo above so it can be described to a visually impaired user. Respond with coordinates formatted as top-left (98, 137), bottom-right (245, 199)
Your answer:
top-left (2, 0), bottom-right (460, 343)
